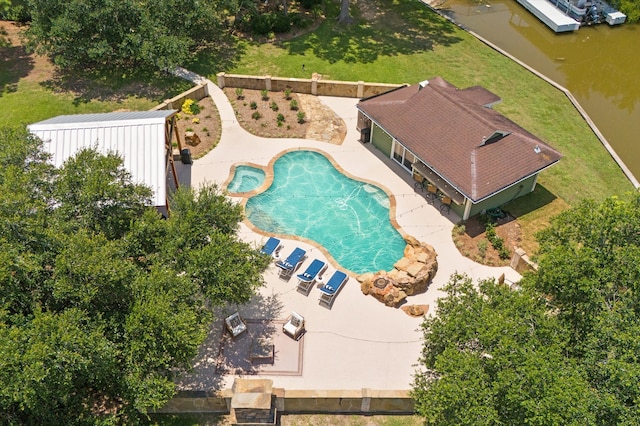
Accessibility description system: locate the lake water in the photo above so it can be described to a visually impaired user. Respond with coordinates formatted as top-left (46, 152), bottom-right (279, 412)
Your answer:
top-left (435, 0), bottom-right (639, 181)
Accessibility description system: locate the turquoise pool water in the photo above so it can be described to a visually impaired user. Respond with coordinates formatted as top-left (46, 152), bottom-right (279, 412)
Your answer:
top-left (227, 166), bottom-right (266, 193)
top-left (242, 151), bottom-right (406, 274)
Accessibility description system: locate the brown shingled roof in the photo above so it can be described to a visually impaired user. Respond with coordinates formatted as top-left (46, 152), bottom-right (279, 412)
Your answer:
top-left (357, 78), bottom-right (562, 202)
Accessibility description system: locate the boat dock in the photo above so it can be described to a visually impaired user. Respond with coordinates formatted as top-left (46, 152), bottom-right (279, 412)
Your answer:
top-left (516, 0), bottom-right (580, 31)
top-left (514, 0), bottom-right (626, 32)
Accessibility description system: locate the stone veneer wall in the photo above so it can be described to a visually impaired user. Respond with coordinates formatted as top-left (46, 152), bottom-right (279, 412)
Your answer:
top-left (155, 389), bottom-right (414, 415)
top-left (152, 84), bottom-right (209, 111)
top-left (217, 72), bottom-right (403, 99)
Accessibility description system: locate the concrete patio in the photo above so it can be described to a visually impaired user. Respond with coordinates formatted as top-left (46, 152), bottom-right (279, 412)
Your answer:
top-left (173, 79), bottom-right (522, 393)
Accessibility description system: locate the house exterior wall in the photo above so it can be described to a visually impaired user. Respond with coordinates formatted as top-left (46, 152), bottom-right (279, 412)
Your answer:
top-left (467, 174), bottom-right (537, 218)
top-left (370, 123), bottom-right (393, 158)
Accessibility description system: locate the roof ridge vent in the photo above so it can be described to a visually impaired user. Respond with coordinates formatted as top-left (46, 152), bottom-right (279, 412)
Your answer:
top-left (480, 130), bottom-right (511, 146)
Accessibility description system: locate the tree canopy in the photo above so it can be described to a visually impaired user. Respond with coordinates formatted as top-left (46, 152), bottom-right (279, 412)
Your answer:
top-left (23, 0), bottom-right (230, 72)
top-left (413, 193), bottom-right (640, 425)
top-left (0, 125), bottom-right (270, 424)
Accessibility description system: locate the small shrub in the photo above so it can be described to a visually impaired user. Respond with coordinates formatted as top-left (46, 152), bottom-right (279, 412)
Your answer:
top-left (181, 99), bottom-right (195, 115)
top-left (192, 117), bottom-right (200, 124)
top-left (261, 89), bottom-right (269, 101)
top-left (297, 111), bottom-right (306, 124)
top-left (250, 101), bottom-right (258, 110)
top-left (235, 87), bottom-right (244, 99)
top-left (185, 127), bottom-right (193, 132)
top-left (453, 223), bottom-right (466, 236)
top-left (251, 13), bottom-right (273, 35)
top-left (277, 121), bottom-right (284, 127)
top-left (290, 13), bottom-right (312, 29)
top-left (300, 0), bottom-right (323, 9)
top-left (277, 113), bottom-right (285, 122)
top-left (270, 102), bottom-right (279, 111)
top-left (251, 111), bottom-right (262, 120)
top-left (181, 99), bottom-right (201, 115)
top-left (272, 11), bottom-right (291, 33)
top-left (202, 127), bottom-right (208, 133)
top-left (477, 239), bottom-right (488, 258)
top-left (485, 222), bottom-right (511, 260)
top-left (290, 99), bottom-right (298, 110)
top-left (205, 114), bottom-right (211, 119)
top-left (284, 88), bottom-right (292, 100)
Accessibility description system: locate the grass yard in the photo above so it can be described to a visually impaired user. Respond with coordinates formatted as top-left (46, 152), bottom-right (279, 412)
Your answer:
top-left (0, 21), bottom-right (192, 127)
top-left (189, 0), bottom-right (634, 210)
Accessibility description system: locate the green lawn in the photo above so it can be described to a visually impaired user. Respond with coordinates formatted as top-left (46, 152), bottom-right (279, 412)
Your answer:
top-left (0, 80), bottom-right (161, 127)
top-left (190, 0), bottom-right (634, 207)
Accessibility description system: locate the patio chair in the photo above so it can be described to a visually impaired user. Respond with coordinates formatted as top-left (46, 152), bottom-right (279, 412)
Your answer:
top-left (318, 270), bottom-right (348, 308)
top-left (260, 236), bottom-right (282, 258)
top-left (224, 311), bottom-right (247, 338)
top-left (296, 259), bottom-right (327, 295)
top-left (283, 311), bottom-right (305, 340)
top-left (440, 196), bottom-right (452, 214)
top-left (275, 247), bottom-right (307, 279)
top-left (413, 172), bottom-right (426, 192)
top-left (426, 184), bottom-right (438, 204)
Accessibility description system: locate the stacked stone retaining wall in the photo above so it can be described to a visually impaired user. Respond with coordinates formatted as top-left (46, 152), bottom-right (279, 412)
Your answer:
top-left (155, 389), bottom-right (414, 415)
top-left (217, 72), bottom-right (403, 99)
top-left (152, 84), bottom-right (209, 111)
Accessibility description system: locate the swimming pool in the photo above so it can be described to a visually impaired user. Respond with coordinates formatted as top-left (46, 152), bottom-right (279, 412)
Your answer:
top-left (235, 151), bottom-right (406, 274)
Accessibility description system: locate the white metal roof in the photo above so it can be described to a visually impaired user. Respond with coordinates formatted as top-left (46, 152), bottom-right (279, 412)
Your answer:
top-left (28, 110), bottom-right (177, 207)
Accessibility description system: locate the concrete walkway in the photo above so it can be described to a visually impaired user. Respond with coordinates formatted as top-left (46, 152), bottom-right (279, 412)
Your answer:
top-left (173, 73), bottom-right (521, 392)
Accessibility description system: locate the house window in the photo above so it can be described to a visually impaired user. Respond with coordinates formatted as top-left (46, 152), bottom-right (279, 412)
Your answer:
top-left (392, 143), bottom-right (416, 172)
top-left (404, 151), bottom-right (416, 170)
top-left (393, 142), bottom-right (403, 163)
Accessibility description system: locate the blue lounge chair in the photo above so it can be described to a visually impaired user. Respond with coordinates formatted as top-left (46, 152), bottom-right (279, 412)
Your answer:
top-left (275, 247), bottom-right (307, 279)
top-left (296, 259), bottom-right (327, 295)
top-left (260, 237), bottom-right (282, 257)
top-left (318, 270), bottom-right (348, 308)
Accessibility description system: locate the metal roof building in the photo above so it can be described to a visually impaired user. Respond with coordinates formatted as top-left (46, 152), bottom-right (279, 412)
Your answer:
top-left (28, 110), bottom-right (179, 209)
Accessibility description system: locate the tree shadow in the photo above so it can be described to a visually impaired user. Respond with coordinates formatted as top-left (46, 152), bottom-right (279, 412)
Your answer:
top-left (39, 67), bottom-right (193, 106)
top-left (187, 33), bottom-right (245, 80)
top-left (281, 0), bottom-right (463, 64)
top-left (0, 24), bottom-right (34, 97)
top-left (503, 184), bottom-right (558, 218)
top-left (175, 291), bottom-right (286, 392)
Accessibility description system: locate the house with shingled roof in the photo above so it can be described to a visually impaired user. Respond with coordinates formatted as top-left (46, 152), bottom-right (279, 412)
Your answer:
top-left (356, 77), bottom-right (562, 220)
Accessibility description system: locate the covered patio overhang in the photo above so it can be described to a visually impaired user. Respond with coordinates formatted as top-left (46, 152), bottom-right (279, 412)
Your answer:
top-left (411, 161), bottom-right (466, 206)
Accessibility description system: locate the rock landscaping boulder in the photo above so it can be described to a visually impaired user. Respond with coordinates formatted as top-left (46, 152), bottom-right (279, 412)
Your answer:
top-left (357, 236), bottom-right (437, 307)
top-left (401, 304), bottom-right (429, 317)
top-left (185, 131), bottom-right (201, 146)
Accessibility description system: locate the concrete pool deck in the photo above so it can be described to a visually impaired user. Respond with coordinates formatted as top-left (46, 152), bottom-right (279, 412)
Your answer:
top-left (174, 79), bottom-right (522, 393)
